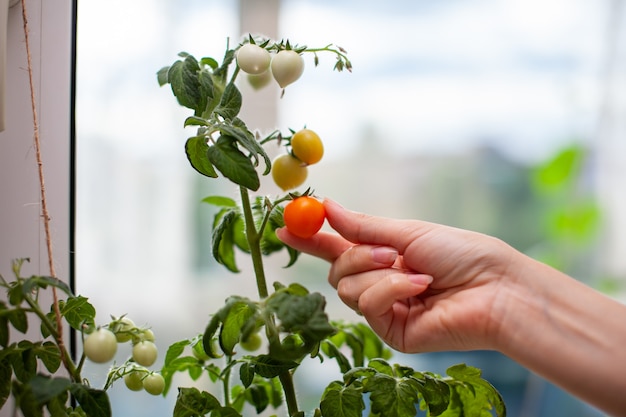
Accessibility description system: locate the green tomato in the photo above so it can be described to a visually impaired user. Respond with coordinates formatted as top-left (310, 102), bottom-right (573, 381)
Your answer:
top-left (271, 153), bottom-right (308, 191)
top-left (132, 340), bottom-right (158, 367)
top-left (83, 328), bottom-right (118, 363)
top-left (142, 373), bottom-right (165, 396)
top-left (124, 371), bottom-right (144, 392)
top-left (271, 50), bottom-right (305, 88)
top-left (247, 70), bottom-right (272, 90)
top-left (240, 332), bottom-right (262, 352)
top-left (236, 43), bottom-right (271, 75)
top-left (111, 317), bottom-right (135, 343)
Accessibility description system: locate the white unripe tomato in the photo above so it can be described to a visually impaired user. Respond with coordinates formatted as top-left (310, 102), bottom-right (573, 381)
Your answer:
top-left (270, 50), bottom-right (304, 88)
top-left (84, 328), bottom-right (118, 363)
top-left (236, 43), bottom-right (271, 75)
top-left (132, 340), bottom-right (158, 367)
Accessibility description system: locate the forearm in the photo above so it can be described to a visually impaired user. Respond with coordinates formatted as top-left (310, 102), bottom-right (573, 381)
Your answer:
top-left (494, 254), bottom-right (626, 417)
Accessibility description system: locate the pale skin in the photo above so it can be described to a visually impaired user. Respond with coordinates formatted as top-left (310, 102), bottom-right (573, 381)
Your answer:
top-left (276, 199), bottom-right (626, 417)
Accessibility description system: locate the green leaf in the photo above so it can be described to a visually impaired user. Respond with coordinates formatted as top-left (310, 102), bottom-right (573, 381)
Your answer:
top-left (11, 342), bottom-right (37, 383)
top-left (22, 276), bottom-right (73, 297)
top-left (183, 116), bottom-right (209, 127)
top-left (444, 363), bottom-right (506, 417)
top-left (212, 209), bottom-right (239, 273)
top-left (214, 82), bottom-right (242, 120)
top-left (12, 380), bottom-right (43, 417)
top-left (185, 136), bottom-right (218, 178)
top-left (173, 387), bottom-right (221, 417)
top-left (8, 308), bottom-right (28, 334)
top-left (0, 360), bottom-right (11, 409)
top-left (202, 195), bottom-right (237, 208)
top-left (29, 374), bottom-right (71, 405)
top-left (320, 340), bottom-right (352, 374)
top-left (245, 383), bottom-right (270, 414)
top-left (0, 302), bottom-right (9, 347)
top-left (365, 373), bottom-right (419, 417)
top-left (218, 118), bottom-right (271, 175)
top-left (220, 301), bottom-right (257, 354)
top-left (251, 355), bottom-right (298, 378)
top-left (207, 136), bottom-right (260, 191)
top-left (239, 361), bottom-right (255, 388)
top-left (69, 384), bottom-right (111, 417)
top-left (161, 356), bottom-right (205, 395)
top-left (156, 66), bottom-right (170, 86)
top-left (532, 145), bottom-right (584, 192)
top-left (164, 339), bottom-right (190, 366)
top-left (267, 291), bottom-right (335, 343)
top-left (320, 381), bottom-right (364, 417)
top-left (34, 341), bottom-right (62, 374)
top-left (168, 56), bottom-right (205, 114)
top-left (60, 296), bottom-right (96, 331)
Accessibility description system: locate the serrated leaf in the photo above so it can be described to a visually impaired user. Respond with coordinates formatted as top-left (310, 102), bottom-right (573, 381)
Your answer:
top-left (0, 360), bottom-right (11, 409)
top-left (29, 374), bottom-right (71, 405)
top-left (320, 381), bottom-right (364, 417)
top-left (212, 209), bottom-right (239, 272)
top-left (220, 301), bottom-right (257, 354)
top-left (156, 66), bottom-right (170, 86)
top-left (61, 296), bottom-right (96, 331)
top-left (12, 342), bottom-right (37, 383)
top-left (365, 374), bottom-right (419, 417)
top-left (239, 362), bottom-right (255, 388)
top-left (320, 340), bottom-right (352, 374)
top-left (245, 383), bottom-right (270, 414)
top-left (214, 82), bottom-right (242, 120)
top-left (184, 116), bottom-right (209, 127)
top-left (168, 56), bottom-right (205, 114)
top-left (8, 308), bottom-right (28, 334)
top-left (22, 276), bottom-right (73, 297)
top-left (218, 118), bottom-right (271, 175)
top-left (34, 341), bottom-right (62, 374)
top-left (173, 387), bottom-right (221, 417)
top-left (202, 196), bottom-right (237, 208)
top-left (162, 356), bottom-right (205, 395)
top-left (69, 384), bottom-right (111, 417)
top-left (164, 339), bottom-right (190, 367)
top-left (251, 355), bottom-right (298, 378)
top-left (268, 292), bottom-right (335, 343)
top-left (185, 136), bottom-right (218, 178)
top-left (207, 136), bottom-right (260, 191)
top-left (445, 363), bottom-right (506, 417)
top-left (0, 302), bottom-right (9, 347)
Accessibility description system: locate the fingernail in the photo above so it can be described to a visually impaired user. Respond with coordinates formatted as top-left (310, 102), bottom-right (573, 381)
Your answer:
top-left (407, 274), bottom-right (433, 286)
top-left (371, 246), bottom-right (398, 264)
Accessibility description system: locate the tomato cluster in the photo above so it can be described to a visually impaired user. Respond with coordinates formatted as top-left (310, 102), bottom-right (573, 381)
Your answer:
top-left (236, 42), bottom-right (305, 90)
top-left (271, 128), bottom-right (325, 191)
top-left (82, 316), bottom-right (164, 395)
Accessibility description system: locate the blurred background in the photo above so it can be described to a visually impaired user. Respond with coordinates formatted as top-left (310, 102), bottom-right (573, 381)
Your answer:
top-left (74, 0), bottom-right (626, 416)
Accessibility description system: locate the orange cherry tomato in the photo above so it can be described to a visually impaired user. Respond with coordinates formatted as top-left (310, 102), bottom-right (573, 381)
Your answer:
top-left (283, 197), bottom-right (326, 238)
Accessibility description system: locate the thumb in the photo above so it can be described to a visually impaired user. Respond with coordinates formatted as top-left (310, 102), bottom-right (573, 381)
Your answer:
top-left (323, 199), bottom-right (430, 253)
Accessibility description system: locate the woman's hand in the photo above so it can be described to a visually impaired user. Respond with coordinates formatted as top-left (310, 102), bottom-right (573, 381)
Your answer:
top-left (277, 199), bottom-right (517, 353)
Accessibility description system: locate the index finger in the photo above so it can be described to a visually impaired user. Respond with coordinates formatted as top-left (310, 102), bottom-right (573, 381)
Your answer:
top-left (276, 228), bottom-right (353, 263)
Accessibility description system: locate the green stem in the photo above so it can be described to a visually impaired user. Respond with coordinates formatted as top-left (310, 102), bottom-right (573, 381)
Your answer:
top-left (239, 186), bottom-right (269, 299)
top-left (279, 371), bottom-right (300, 416)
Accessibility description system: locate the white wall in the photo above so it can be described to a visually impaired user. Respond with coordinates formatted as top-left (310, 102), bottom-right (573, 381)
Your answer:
top-left (0, 0), bottom-right (74, 415)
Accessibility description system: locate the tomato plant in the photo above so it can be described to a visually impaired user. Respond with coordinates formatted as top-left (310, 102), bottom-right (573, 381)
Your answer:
top-left (84, 328), bottom-right (118, 364)
top-left (291, 128), bottom-right (324, 165)
top-left (284, 196), bottom-right (326, 238)
top-left (0, 33), bottom-right (503, 417)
